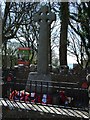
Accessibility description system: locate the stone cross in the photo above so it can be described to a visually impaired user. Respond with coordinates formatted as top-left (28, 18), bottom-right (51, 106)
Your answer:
top-left (34, 5), bottom-right (56, 74)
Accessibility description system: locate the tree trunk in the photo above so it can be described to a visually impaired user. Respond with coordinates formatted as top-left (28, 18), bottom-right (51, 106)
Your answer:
top-left (3, 42), bottom-right (7, 68)
top-left (59, 2), bottom-right (69, 66)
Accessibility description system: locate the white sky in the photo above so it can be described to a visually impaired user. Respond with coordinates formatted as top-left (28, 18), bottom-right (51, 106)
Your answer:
top-left (55, 48), bottom-right (77, 65)
top-left (67, 55), bottom-right (77, 64)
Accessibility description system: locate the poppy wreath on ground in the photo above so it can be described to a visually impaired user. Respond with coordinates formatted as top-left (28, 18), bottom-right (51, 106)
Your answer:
top-left (38, 94), bottom-right (52, 104)
top-left (59, 90), bottom-right (69, 105)
top-left (9, 91), bottom-right (52, 104)
top-left (9, 90), bottom-right (36, 102)
top-left (9, 90), bottom-right (18, 100)
top-left (81, 82), bottom-right (88, 89)
top-left (42, 94), bottom-right (52, 104)
top-left (37, 94), bottom-right (42, 103)
top-left (7, 73), bottom-right (14, 82)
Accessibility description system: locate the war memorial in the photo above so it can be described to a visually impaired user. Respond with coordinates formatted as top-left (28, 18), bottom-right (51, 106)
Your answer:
top-left (0, 5), bottom-right (90, 120)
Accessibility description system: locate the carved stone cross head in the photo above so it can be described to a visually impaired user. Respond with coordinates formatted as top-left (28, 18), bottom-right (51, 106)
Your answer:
top-left (34, 5), bottom-right (56, 24)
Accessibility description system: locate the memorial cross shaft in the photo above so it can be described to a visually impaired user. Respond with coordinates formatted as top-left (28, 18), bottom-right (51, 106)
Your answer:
top-left (34, 5), bottom-right (56, 74)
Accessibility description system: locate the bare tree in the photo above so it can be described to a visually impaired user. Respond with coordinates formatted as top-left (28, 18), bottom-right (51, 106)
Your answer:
top-left (69, 2), bottom-right (90, 68)
top-left (1, 2), bottom-right (39, 67)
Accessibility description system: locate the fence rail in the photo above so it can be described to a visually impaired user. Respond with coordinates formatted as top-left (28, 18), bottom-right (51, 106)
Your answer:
top-left (2, 80), bottom-right (89, 111)
top-left (1, 79), bottom-right (89, 119)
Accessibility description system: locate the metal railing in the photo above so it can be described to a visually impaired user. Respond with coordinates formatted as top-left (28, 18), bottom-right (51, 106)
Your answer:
top-left (2, 79), bottom-right (89, 112)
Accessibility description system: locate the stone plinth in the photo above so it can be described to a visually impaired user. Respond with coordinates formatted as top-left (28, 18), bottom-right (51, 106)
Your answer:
top-left (25, 72), bottom-right (54, 94)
